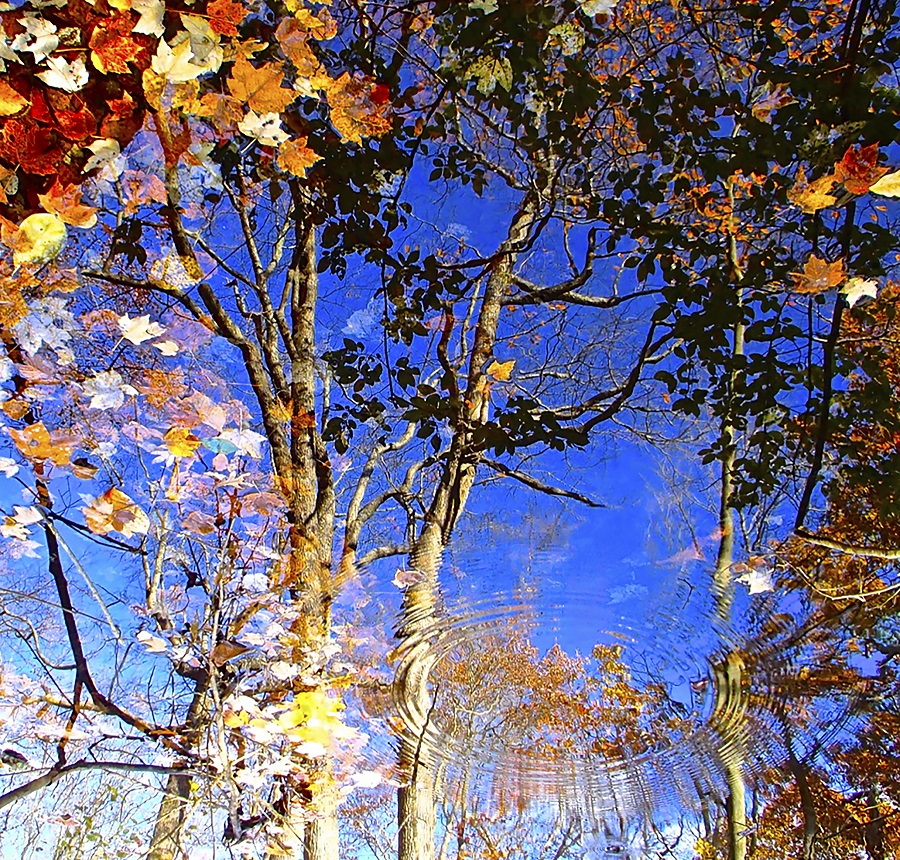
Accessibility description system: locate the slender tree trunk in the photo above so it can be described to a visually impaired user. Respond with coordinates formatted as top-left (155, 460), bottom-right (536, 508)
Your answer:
top-left (395, 193), bottom-right (540, 860)
top-left (147, 684), bottom-right (209, 860)
top-left (711, 181), bottom-right (748, 860)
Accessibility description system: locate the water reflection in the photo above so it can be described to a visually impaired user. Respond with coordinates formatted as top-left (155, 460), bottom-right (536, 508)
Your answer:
top-left (379, 584), bottom-right (865, 839)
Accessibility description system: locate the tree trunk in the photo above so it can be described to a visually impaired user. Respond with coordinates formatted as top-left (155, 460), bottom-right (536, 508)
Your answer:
top-left (147, 773), bottom-right (193, 860)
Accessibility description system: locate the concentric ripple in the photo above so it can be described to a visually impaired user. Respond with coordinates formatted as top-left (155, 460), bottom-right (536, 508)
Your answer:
top-left (380, 589), bottom-right (860, 821)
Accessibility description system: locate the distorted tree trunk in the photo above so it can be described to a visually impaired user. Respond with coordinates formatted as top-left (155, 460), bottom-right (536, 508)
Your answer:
top-left (396, 194), bottom-right (539, 860)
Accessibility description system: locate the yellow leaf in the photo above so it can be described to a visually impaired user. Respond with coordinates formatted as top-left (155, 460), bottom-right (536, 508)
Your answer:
top-left (869, 169), bottom-right (900, 198)
top-left (788, 166), bottom-right (837, 214)
top-left (164, 427), bottom-right (202, 458)
top-left (227, 54), bottom-right (297, 114)
top-left (277, 136), bottom-right (322, 177)
top-left (0, 81), bottom-right (28, 117)
top-left (486, 359), bottom-right (515, 381)
top-left (324, 72), bottom-right (392, 145)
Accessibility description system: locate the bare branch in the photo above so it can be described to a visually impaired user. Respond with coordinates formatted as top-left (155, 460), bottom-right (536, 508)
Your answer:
top-left (481, 459), bottom-right (605, 508)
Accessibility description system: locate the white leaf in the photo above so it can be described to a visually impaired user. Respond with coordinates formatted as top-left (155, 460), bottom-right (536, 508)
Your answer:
top-left (736, 567), bottom-right (774, 595)
top-left (83, 138), bottom-right (123, 177)
top-left (11, 14), bottom-right (58, 63)
top-left (151, 39), bottom-right (203, 83)
top-left (217, 428), bottom-right (266, 459)
top-left (238, 110), bottom-right (290, 147)
top-left (842, 277), bottom-right (879, 308)
top-left (132, 0), bottom-right (166, 37)
top-left (37, 56), bottom-right (88, 93)
top-left (83, 370), bottom-right (137, 410)
top-left (151, 340), bottom-right (180, 356)
top-left (12, 506), bottom-right (42, 526)
top-left (118, 314), bottom-right (166, 345)
top-left (869, 169), bottom-right (900, 198)
top-left (136, 630), bottom-right (168, 653)
top-left (0, 458), bottom-right (19, 478)
top-left (578, 0), bottom-right (618, 13)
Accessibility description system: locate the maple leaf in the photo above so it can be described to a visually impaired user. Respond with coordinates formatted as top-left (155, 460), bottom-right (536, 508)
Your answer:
top-left (164, 426), bottom-right (202, 458)
top-left (325, 73), bottom-right (392, 144)
top-left (82, 488), bottom-right (150, 538)
top-left (37, 181), bottom-right (97, 228)
top-left (179, 14), bottom-right (223, 75)
top-left (208, 0), bottom-right (247, 37)
top-left (11, 422), bottom-right (75, 466)
top-left (788, 166), bottom-right (837, 213)
top-left (277, 136), bottom-right (322, 177)
top-left (10, 214), bottom-right (66, 267)
top-left (83, 138), bottom-right (125, 179)
top-left (227, 55), bottom-right (297, 114)
top-left (152, 340), bottom-right (179, 356)
top-left (751, 84), bottom-right (795, 122)
top-left (118, 313), bottom-right (166, 344)
top-left (486, 359), bottom-right (515, 381)
top-left (11, 14), bottom-right (58, 63)
top-left (83, 370), bottom-right (138, 410)
top-left (0, 81), bottom-right (28, 117)
top-left (89, 14), bottom-right (145, 74)
top-left (834, 143), bottom-right (888, 195)
top-left (466, 55), bottom-right (513, 96)
top-left (868, 169), bottom-right (900, 198)
top-left (37, 56), bottom-right (89, 93)
top-left (132, 0), bottom-right (165, 36)
top-left (791, 254), bottom-right (845, 294)
top-left (151, 39), bottom-right (203, 83)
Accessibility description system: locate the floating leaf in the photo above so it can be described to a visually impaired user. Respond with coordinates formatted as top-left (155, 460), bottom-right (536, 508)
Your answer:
top-left (11, 213), bottom-right (66, 267)
top-left (228, 54), bottom-right (297, 114)
top-left (207, 0), bottom-right (247, 36)
top-left (466, 55), bottom-right (513, 96)
top-left (841, 277), bottom-right (878, 308)
top-left (164, 426), bottom-right (202, 458)
top-left (118, 313), bottom-right (166, 345)
top-left (0, 81), bottom-right (28, 117)
top-left (869, 169), bottom-right (900, 198)
top-left (834, 143), bottom-right (888, 195)
top-left (277, 136), bottom-right (321, 177)
top-left (787, 166), bottom-right (837, 213)
top-left (37, 56), bottom-right (89, 92)
top-left (10, 422), bottom-right (75, 466)
top-left (791, 254), bottom-right (845, 294)
top-left (82, 488), bottom-right (150, 537)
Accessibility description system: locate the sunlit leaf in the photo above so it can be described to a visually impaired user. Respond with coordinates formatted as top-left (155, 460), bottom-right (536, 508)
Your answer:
top-left (164, 426), bottom-right (202, 458)
top-left (466, 55), bottom-right (513, 96)
top-left (791, 254), bottom-right (845, 294)
top-left (869, 169), bottom-right (900, 198)
top-left (82, 488), bottom-right (150, 537)
top-left (487, 359), bottom-right (515, 381)
top-left (228, 54), bottom-right (297, 114)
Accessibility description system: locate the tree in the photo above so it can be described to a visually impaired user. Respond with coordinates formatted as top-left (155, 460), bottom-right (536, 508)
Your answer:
top-left (2, 0), bottom-right (900, 858)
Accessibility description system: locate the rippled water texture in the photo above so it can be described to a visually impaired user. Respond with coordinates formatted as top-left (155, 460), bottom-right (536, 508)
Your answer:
top-left (368, 580), bottom-right (863, 830)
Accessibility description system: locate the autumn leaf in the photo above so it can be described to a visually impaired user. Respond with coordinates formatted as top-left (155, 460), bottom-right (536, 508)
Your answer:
top-left (238, 110), bottom-right (289, 147)
top-left (277, 136), bottom-right (322, 177)
top-left (10, 213), bottom-right (66, 268)
top-left (136, 630), bottom-right (167, 653)
top-left (37, 181), bottom-right (97, 228)
top-left (82, 488), bottom-right (150, 538)
top-left (89, 14), bottom-right (146, 74)
top-left (869, 169), bottom-right (900, 198)
top-left (324, 73), bottom-right (392, 144)
top-left (164, 426), bottom-right (202, 458)
top-left (37, 57), bottom-right (89, 93)
top-left (118, 313), bottom-right (166, 344)
top-left (227, 54), bottom-right (297, 114)
top-left (0, 81), bottom-right (28, 117)
top-left (791, 254), bottom-right (845, 294)
top-left (841, 277), bottom-right (878, 308)
top-left (466, 55), bottom-right (513, 96)
top-left (207, 0), bottom-right (248, 37)
top-left (834, 143), bottom-right (888, 195)
top-left (486, 359), bottom-right (515, 381)
top-left (788, 166), bottom-right (837, 214)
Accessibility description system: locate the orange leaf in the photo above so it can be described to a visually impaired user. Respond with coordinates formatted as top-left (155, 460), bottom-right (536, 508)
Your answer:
top-left (791, 254), bottom-right (845, 294)
top-left (275, 18), bottom-right (324, 78)
top-left (277, 136), bottom-right (321, 177)
top-left (207, 0), bottom-right (248, 36)
top-left (324, 73), bottom-right (392, 145)
top-left (89, 14), bottom-right (146, 74)
top-left (834, 143), bottom-right (888, 195)
top-left (10, 422), bottom-right (76, 466)
top-left (37, 181), bottom-right (98, 228)
top-left (227, 54), bottom-right (297, 114)
top-left (82, 488), bottom-right (150, 537)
